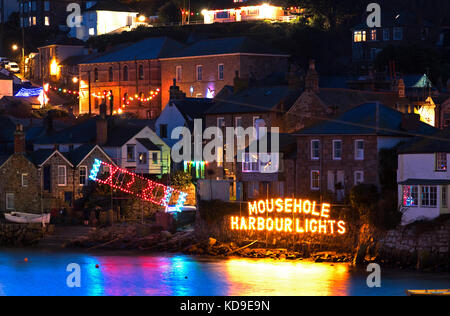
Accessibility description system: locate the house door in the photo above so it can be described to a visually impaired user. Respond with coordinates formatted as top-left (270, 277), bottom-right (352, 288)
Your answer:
top-left (43, 166), bottom-right (51, 192)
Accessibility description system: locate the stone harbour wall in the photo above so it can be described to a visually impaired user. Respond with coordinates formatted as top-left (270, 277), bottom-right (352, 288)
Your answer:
top-left (0, 223), bottom-right (51, 247)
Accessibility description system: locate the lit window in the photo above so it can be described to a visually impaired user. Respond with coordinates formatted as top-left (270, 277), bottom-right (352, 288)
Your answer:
top-left (176, 66), bottom-right (182, 82)
top-left (32, 16), bottom-right (36, 25)
top-left (89, 28), bottom-right (95, 36)
top-left (22, 174), bottom-right (29, 187)
top-left (242, 153), bottom-right (259, 173)
top-left (127, 145), bottom-right (136, 162)
top-left (196, 65), bottom-right (203, 81)
top-left (311, 170), bottom-right (320, 190)
top-left (403, 185), bottom-right (418, 207)
top-left (355, 140), bottom-right (364, 160)
top-left (436, 153), bottom-right (447, 171)
top-left (58, 166), bottom-right (67, 186)
top-left (371, 29), bottom-right (377, 41)
top-left (393, 27), bottom-right (403, 40)
top-left (152, 153), bottom-right (158, 164)
top-left (79, 166), bottom-right (87, 186)
top-left (353, 31), bottom-right (366, 42)
top-left (6, 193), bottom-right (14, 210)
top-left (139, 153), bottom-right (147, 164)
top-left (333, 140), bottom-right (342, 160)
top-left (44, 16), bottom-right (49, 26)
top-left (421, 186), bottom-right (437, 207)
top-left (217, 146), bottom-right (223, 167)
top-left (311, 140), bottom-right (320, 160)
top-left (218, 64), bottom-right (224, 80)
top-left (354, 171), bottom-right (364, 185)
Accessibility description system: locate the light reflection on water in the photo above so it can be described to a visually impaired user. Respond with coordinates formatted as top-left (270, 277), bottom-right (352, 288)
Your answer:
top-left (0, 250), bottom-right (449, 296)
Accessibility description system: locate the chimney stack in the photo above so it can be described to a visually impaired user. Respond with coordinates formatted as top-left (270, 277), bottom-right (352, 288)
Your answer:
top-left (96, 103), bottom-right (108, 145)
top-left (169, 78), bottom-right (186, 100)
top-left (14, 124), bottom-right (26, 154)
top-left (396, 79), bottom-right (405, 98)
top-left (305, 59), bottom-right (319, 93)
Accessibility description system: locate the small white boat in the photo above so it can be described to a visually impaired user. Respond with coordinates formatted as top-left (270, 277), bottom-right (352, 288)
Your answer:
top-left (4, 212), bottom-right (51, 224)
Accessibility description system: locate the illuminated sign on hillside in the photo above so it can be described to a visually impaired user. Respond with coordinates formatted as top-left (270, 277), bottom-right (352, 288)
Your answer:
top-left (231, 198), bottom-right (347, 235)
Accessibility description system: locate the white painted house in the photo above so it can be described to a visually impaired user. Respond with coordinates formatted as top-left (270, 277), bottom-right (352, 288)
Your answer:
top-left (70, 2), bottom-right (139, 41)
top-left (0, 73), bottom-right (13, 98)
top-left (397, 129), bottom-right (450, 225)
top-left (102, 125), bottom-right (171, 176)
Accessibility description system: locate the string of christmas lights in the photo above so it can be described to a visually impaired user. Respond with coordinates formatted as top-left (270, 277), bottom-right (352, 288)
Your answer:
top-left (47, 84), bottom-right (80, 96)
top-left (89, 159), bottom-right (187, 212)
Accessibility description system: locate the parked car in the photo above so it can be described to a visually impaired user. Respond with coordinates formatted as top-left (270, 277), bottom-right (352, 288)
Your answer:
top-left (6, 62), bottom-right (20, 73)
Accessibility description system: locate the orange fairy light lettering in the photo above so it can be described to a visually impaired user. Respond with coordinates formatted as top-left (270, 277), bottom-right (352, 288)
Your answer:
top-left (303, 200), bottom-right (312, 214)
top-left (337, 221), bottom-right (346, 235)
top-left (266, 218), bottom-right (274, 231)
top-left (275, 198), bottom-right (284, 212)
top-left (275, 218), bottom-right (283, 232)
top-left (266, 199), bottom-right (274, 213)
top-left (295, 219), bottom-right (304, 233)
top-left (321, 203), bottom-right (331, 218)
top-left (318, 220), bottom-right (327, 234)
top-left (284, 199), bottom-right (293, 213)
top-left (258, 200), bottom-right (266, 214)
top-left (240, 217), bottom-right (248, 230)
top-left (293, 199), bottom-right (302, 213)
top-left (248, 217), bottom-right (256, 230)
top-left (311, 201), bottom-right (320, 217)
top-left (328, 220), bottom-right (336, 234)
top-left (309, 219), bottom-right (318, 233)
top-left (257, 217), bottom-right (265, 231)
top-left (231, 216), bottom-right (239, 230)
top-left (284, 218), bottom-right (293, 233)
top-left (248, 201), bottom-right (258, 216)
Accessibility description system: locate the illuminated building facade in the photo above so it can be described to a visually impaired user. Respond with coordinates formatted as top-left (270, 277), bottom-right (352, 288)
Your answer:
top-left (397, 129), bottom-right (450, 225)
top-left (159, 37), bottom-right (289, 107)
top-left (202, 1), bottom-right (299, 24)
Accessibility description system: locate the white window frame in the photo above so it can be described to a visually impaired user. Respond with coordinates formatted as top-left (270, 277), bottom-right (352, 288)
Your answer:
top-left (311, 170), bottom-right (320, 191)
top-left (242, 153), bottom-right (260, 173)
top-left (218, 64), bottom-right (224, 80)
top-left (21, 173), bottom-right (29, 187)
top-left (354, 171), bottom-right (364, 185)
top-left (311, 140), bottom-right (320, 160)
top-left (6, 193), bottom-right (14, 210)
top-left (176, 66), bottom-right (182, 82)
top-left (435, 153), bottom-right (447, 172)
top-left (403, 185), bottom-right (419, 207)
top-left (196, 65), bottom-right (203, 81)
top-left (217, 117), bottom-right (225, 128)
top-left (333, 140), bottom-right (342, 160)
top-left (421, 186), bottom-right (437, 208)
top-left (355, 140), bottom-right (364, 160)
top-left (79, 166), bottom-right (87, 186)
top-left (235, 117), bottom-right (242, 128)
top-left (58, 165), bottom-right (67, 186)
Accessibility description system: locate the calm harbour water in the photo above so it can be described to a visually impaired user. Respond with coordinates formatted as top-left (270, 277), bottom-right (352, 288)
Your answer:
top-left (0, 250), bottom-right (449, 296)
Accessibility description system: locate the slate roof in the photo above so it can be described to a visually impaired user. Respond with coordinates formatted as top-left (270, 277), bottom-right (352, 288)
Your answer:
top-left (207, 85), bottom-right (296, 114)
top-left (84, 37), bottom-right (185, 64)
top-left (246, 133), bottom-right (297, 155)
top-left (171, 98), bottom-right (216, 120)
top-left (26, 149), bottom-right (55, 166)
top-left (0, 116), bottom-right (17, 143)
top-left (64, 144), bottom-right (97, 166)
top-left (136, 138), bottom-right (160, 151)
top-left (315, 88), bottom-right (409, 114)
top-left (165, 37), bottom-right (288, 58)
top-left (104, 125), bottom-right (145, 147)
top-left (294, 102), bottom-right (439, 137)
top-left (398, 128), bottom-right (450, 154)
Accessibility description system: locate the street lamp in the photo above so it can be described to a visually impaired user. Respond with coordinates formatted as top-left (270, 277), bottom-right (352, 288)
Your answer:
top-left (11, 44), bottom-right (25, 75)
top-left (72, 77), bottom-right (79, 84)
top-left (12, 44), bottom-right (18, 51)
